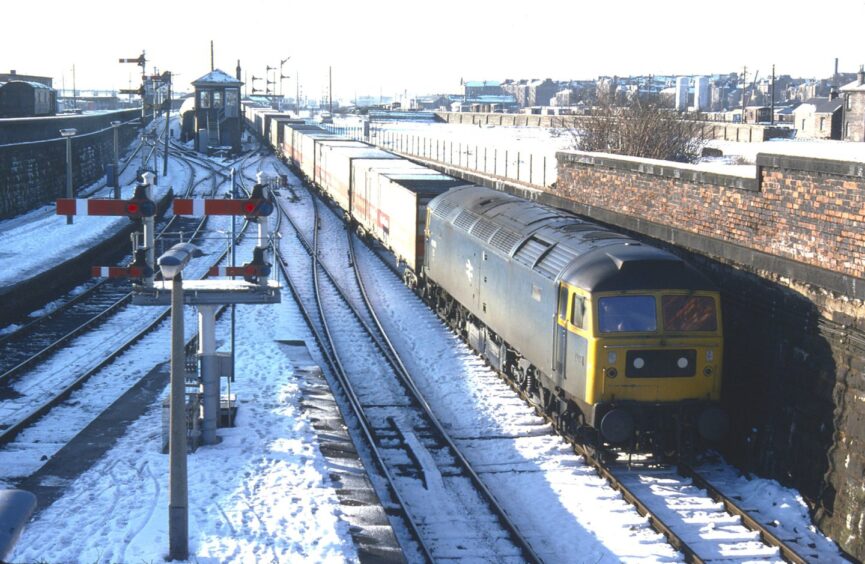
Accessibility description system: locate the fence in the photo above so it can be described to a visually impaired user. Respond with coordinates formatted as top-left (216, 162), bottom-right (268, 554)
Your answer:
top-left (321, 123), bottom-right (557, 188)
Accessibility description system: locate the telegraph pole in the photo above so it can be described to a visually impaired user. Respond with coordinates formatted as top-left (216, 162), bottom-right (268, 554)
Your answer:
top-left (279, 56), bottom-right (291, 101)
top-left (770, 64), bottom-right (776, 125)
top-left (329, 66), bottom-right (333, 115)
top-left (163, 72), bottom-right (171, 176)
top-left (741, 65), bottom-right (747, 123)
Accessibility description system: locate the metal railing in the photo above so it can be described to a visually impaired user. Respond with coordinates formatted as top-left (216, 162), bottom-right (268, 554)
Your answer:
top-left (321, 123), bottom-right (557, 188)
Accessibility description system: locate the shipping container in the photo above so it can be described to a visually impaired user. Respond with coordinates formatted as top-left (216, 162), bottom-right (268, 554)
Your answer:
top-left (353, 169), bottom-right (465, 272)
top-left (315, 143), bottom-right (397, 211)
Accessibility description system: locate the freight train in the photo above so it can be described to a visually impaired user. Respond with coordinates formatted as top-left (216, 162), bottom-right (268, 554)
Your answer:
top-left (244, 105), bottom-right (728, 454)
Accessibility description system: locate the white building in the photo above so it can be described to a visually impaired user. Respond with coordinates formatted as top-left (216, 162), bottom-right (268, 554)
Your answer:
top-left (694, 76), bottom-right (710, 112)
top-left (675, 77), bottom-right (689, 112)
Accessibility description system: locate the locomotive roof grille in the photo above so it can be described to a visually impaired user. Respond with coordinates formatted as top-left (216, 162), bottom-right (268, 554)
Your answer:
top-left (513, 236), bottom-right (552, 268)
top-left (454, 209), bottom-right (480, 231)
top-left (489, 229), bottom-right (521, 254)
top-left (432, 199), bottom-right (459, 219)
top-left (470, 218), bottom-right (498, 242)
top-left (536, 245), bottom-right (579, 279)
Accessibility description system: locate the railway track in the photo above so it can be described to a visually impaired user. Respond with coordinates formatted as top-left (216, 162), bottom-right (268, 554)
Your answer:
top-left (273, 179), bottom-right (540, 562)
top-left (275, 153), bottom-right (820, 562)
top-left (0, 148), bottom-right (263, 453)
top-left (0, 134), bottom-right (268, 387)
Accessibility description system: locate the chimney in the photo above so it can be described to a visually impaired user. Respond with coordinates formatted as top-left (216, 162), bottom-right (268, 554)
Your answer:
top-left (10, 69), bottom-right (16, 75)
top-left (859, 65), bottom-right (865, 86)
top-left (236, 60), bottom-right (241, 81)
top-left (829, 88), bottom-right (838, 101)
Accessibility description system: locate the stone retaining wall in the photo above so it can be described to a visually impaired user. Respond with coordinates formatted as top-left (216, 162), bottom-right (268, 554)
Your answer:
top-left (0, 110), bottom-right (140, 219)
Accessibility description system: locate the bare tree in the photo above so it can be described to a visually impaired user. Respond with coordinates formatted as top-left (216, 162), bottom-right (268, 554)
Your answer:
top-left (573, 96), bottom-right (703, 163)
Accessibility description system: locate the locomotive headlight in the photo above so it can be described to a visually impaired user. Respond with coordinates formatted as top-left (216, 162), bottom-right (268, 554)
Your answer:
top-left (677, 357), bottom-right (689, 369)
top-left (633, 357), bottom-right (645, 369)
top-left (607, 352), bottom-right (617, 364)
top-left (706, 350), bottom-right (714, 362)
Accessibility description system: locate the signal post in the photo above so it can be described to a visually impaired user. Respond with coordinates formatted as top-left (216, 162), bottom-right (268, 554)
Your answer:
top-left (59, 175), bottom-right (280, 560)
top-left (133, 177), bottom-right (279, 447)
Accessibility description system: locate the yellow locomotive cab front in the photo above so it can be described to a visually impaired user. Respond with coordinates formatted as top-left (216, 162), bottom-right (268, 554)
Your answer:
top-left (587, 291), bottom-right (723, 405)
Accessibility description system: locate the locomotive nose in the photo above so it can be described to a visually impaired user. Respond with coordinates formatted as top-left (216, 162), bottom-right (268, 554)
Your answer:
top-left (600, 408), bottom-right (635, 444)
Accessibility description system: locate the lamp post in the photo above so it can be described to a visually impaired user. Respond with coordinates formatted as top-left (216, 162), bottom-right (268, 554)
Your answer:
top-left (157, 242), bottom-right (203, 562)
top-left (111, 121), bottom-right (121, 199)
top-left (60, 128), bottom-right (77, 224)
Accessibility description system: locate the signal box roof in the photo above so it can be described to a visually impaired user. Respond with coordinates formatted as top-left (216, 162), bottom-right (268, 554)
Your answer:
top-left (192, 69), bottom-right (243, 87)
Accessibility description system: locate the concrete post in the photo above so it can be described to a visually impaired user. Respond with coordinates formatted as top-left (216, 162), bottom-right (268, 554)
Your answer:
top-left (60, 129), bottom-right (77, 225)
top-left (198, 304), bottom-right (219, 445)
top-left (111, 121), bottom-right (121, 199)
top-left (168, 273), bottom-right (188, 561)
top-left (142, 172), bottom-right (156, 287)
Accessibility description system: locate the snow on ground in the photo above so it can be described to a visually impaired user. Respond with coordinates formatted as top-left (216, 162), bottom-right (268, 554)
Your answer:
top-left (707, 136), bottom-right (865, 164)
top-left (0, 156), bottom-right (189, 290)
top-left (10, 294), bottom-right (357, 563)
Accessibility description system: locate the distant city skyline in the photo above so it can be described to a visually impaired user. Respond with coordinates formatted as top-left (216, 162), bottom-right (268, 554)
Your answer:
top-left (4, 0), bottom-right (864, 99)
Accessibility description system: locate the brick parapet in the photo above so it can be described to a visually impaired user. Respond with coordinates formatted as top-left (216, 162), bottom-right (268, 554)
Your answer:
top-left (555, 150), bottom-right (865, 290)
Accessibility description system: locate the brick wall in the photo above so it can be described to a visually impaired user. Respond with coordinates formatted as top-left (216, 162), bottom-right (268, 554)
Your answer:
top-left (0, 110), bottom-right (140, 219)
top-left (554, 149), bottom-right (865, 559)
top-left (557, 151), bottom-right (865, 285)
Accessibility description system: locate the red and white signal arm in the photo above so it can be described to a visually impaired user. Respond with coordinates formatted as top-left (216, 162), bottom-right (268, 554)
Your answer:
top-left (208, 265), bottom-right (268, 277)
top-left (56, 198), bottom-right (155, 218)
top-left (91, 266), bottom-right (146, 278)
top-left (173, 198), bottom-right (273, 217)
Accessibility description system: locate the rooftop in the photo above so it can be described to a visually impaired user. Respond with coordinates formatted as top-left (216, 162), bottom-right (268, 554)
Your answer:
top-left (192, 69), bottom-right (243, 86)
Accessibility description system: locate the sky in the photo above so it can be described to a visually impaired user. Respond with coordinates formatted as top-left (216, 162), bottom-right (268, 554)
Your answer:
top-left (3, 0), bottom-right (865, 99)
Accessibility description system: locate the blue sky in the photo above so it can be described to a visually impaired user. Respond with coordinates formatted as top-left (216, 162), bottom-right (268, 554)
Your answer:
top-left (4, 0), bottom-right (864, 98)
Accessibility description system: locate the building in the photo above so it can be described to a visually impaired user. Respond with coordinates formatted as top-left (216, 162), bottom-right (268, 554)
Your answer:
top-left (0, 70), bottom-right (52, 87)
top-left (694, 76), bottom-right (710, 112)
top-left (792, 95), bottom-right (843, 139)
top-left (191, 69), bottom-right (243, 152)
top-left (527, 79), bottom-right (557, 107)
top-left (744, 105), bottom-right (771, 123)
top-left (462, 80), bottom-right (503, 100)
top-left (841, 67), bottom-right (865, 141)
top-left (675, 77), bottom-right (689, 111)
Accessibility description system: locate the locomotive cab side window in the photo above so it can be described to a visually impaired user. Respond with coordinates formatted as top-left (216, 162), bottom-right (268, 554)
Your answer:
top-left (557, 284), bottom-right (569, 320)
top-left (570, 295), bottom-right (585, 329)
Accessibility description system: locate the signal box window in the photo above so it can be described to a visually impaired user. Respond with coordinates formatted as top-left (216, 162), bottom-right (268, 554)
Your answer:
top-left (225, 89), bottom-right (239, 117)
top-left (598, 296), bottom-right (656, 333)
top-left (662, 295), bottom-right (717, 331)
top-left (200, 91), bottom-right (211, 109)
top-left (213, 91), bottom-right (223, 108)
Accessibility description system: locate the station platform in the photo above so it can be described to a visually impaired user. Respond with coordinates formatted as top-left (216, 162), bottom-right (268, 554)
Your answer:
top-left (0, 180), bottom-right (175, 324)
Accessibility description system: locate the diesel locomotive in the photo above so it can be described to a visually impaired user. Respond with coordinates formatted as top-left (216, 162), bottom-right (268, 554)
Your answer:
top-left (423, 185), bottom-right (727, 453)
top-left (244, 105), bottom-right (728, 453)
